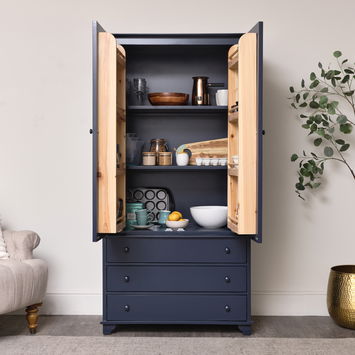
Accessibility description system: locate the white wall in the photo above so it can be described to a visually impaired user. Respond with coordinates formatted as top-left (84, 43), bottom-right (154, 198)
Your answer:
top-left (1, 0), bottom-right (354, 316)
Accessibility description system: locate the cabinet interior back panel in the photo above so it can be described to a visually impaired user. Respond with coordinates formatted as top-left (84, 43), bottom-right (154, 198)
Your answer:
top-left (126, 45), bottom-right (229, 106)
top-left (127, 171), bottom-right (227, 220)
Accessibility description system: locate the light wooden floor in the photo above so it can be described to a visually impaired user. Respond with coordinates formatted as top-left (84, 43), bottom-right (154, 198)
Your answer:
top-left (0, 316), bottom-right (354, 337)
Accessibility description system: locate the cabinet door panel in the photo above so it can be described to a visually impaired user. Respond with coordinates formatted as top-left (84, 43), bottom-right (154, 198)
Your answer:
top-left (93, 21), bottom-right (126, 239)
top-left (227, 22), bottom-right (263, 242)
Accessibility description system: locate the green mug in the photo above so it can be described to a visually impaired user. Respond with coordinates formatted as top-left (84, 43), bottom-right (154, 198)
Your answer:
top-left (135, 209), bottom-right (154, 226)
top-left (126, 202), bottom-right (144, 230)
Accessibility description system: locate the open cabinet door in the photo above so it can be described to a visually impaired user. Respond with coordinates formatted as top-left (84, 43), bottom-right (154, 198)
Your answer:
top-left (227, 22), bottom-right (263, 242)
top-left (92, 21), bottom-right (126, 241)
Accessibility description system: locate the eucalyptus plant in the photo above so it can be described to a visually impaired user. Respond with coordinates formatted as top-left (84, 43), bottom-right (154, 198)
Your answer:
top-left (289, 51), bottom-right (355, 199)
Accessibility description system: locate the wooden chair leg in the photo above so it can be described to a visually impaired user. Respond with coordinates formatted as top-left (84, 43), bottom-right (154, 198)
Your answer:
top-left (26, 303), bottom-right (42, 334)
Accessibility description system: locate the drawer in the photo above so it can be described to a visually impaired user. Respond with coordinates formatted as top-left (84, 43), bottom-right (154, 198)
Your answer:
top-left (106, 294), bottom-right (247, 321)
top-left (107, 265), bottom-right (247, 292)
top-left (105, 237), bottom-right (247, 264)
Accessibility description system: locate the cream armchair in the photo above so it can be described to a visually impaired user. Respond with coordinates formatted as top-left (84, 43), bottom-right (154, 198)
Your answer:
top-left (0, 230), bottom-right (48, 333)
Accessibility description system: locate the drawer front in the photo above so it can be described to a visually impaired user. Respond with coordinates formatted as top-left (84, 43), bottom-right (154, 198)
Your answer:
top-left (106, 294), bottom-right (247, 321)
top-left (106, 237), bottom-right (247, 264)
top-left (107, 265), bottom-right (247, 292)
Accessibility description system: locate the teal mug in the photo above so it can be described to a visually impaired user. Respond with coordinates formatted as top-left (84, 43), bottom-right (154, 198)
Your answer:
top-left (135, 209), bottom-right (154, 226)
top-left (126, 202), bottom-right (144, 230)
top-left (158, 210), bottom-right (171, 225)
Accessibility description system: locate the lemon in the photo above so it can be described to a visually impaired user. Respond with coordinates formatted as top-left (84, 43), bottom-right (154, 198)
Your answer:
top-left (171, 211), bottom-right (182, 219)
top-left (168, 212), bottom-right (181, 221)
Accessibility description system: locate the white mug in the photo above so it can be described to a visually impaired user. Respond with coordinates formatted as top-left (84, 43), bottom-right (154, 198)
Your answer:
top-left (176, 152), bottom-right (189, 166)
top-left (216, 89), bottom-right (228, 106)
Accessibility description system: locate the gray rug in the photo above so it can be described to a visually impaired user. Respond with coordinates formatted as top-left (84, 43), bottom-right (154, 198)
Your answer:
top-left (0, 336), bottom-right (355, 355)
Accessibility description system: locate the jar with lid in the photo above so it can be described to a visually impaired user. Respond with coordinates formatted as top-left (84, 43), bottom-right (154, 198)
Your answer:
top-left (158, 152), bottom-right (172, 166)
top-left (149, 139), bottom-right (169, 154)
top-left (142, 152), bottom-right (156, 166)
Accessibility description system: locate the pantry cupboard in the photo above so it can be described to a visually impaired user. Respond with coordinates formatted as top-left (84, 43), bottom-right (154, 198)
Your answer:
top-left (92, 21), bottom-right (263, 335)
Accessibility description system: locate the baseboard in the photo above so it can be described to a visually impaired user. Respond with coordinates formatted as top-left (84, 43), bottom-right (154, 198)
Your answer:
top-left (13, 291), bottom-right (328, 316)
top-left (252, 291), bottom-right (328, 316)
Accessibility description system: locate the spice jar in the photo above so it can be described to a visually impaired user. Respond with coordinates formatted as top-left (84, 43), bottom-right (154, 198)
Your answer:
top-left (158, 152), bottom-right (172, 166)
top-left (142, 152), bottom-right (156, 166)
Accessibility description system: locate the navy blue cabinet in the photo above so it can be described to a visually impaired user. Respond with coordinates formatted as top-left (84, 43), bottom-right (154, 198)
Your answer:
top-left (92, 21), bottom-right (263, 336)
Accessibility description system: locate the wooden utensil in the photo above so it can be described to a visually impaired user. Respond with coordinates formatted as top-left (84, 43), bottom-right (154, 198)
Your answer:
top-left (148, 92), bottom-right (189, 106)
top-left (176, 138), bottom-right (228, 165)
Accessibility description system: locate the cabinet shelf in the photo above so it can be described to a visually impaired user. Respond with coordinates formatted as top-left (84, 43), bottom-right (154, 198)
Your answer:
top-left (127, 105), bottom-right (227, 114)
top-left (127, 165), bottom-right (227, 172)
top-left (112, 224), bottom-right (235, 237)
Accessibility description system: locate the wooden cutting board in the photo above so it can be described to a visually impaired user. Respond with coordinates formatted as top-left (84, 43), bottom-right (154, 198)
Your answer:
top-left (176, 138), bottom-right (228, 165)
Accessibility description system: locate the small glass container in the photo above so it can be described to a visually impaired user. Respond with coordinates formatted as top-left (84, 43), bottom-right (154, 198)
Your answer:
top-left (202, 158), bottom-right (210, 166)
top-left (219, 157), bottom-right (227, 166)
top-left (142, 152), bottom-right (156, 166)
top-left (195, 157), bottom-right (203, 166)
top-left (158, 152), bottom-right (172, 166)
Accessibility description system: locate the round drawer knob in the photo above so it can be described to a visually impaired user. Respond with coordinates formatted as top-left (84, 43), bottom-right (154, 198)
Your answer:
top-left (225, 305), bottom-right (231, 312)
top-left (224, 276), bottom-right (231, 283)
top-left (124, 247), bottom-right (130, 253)
top-left (225, 247), bottom-right (231, 254)
top-left (124, 305), bottom-right (130, 312)
top-left (124, 276), bottom-right (130, 282)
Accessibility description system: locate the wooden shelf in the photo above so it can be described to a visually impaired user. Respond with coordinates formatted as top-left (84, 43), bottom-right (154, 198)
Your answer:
top-left (127, 165), bottom-right (227, 172)
top-left (228, 112), bottom-right (239, 123)
top-left (127, 105), bottom-right (227, 114)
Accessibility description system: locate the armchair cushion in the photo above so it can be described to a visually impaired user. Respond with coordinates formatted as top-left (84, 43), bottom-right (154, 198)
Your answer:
top-left (3, 230), bottom-right (40, 261)
top-left (0, 227), bottom-right (9, 259)
top-left (0, 259), bottom-right (48, 314)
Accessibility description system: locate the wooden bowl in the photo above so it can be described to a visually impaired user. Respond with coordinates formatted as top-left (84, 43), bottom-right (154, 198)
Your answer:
top-left (148, 92), bottom-right (189, 106)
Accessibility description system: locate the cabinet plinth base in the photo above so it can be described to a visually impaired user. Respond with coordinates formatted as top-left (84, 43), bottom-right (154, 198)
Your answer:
top-left (238, 325), bottom-right (252, 335)
top-left (103, 324), bottom-right (116, 335)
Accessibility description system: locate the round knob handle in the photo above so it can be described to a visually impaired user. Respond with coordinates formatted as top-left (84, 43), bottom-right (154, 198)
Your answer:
top-left (124, 305), bottom-right (130, 312)
top-left (224, 276), bottom-right (231, 283)
top-left (225, 305), bottom-right (231, 312)
top-left (124, 276), bottom-right (130, 282)
top-left (262, 129), bottom-right (266, 135)
top-left (124, 247), bottom-right (130, 253)
top-left (89, 128), bottom-right (93, 134)
top-left (225, 247), bottom-right (231, 254)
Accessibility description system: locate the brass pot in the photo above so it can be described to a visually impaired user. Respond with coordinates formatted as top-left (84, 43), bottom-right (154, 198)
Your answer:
top-left (327, 265), bottom-right (355, 329)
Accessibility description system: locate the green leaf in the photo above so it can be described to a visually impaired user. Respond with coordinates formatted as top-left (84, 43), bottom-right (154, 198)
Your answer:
top-left (289, 86), bottom-right (295, 93)
top-left (320, 87), bottom-right (328, 92)
top-left (296, 93), bottom-right (300, 103)
top-left (335, 139), bottom-right (345, 145)
top-left (340, 144), bottom-right (350, 152)
top-left (291, 103), bottom-right (297, 109)
top-left (300, 114), bottom-right (308, 118)
top-left (340, 123), bottom-right (353, 134)
top-left (302, 124), bottom-right (310, 129)
top-left (331, 77), bottom-right (336, 87)
top-left (310, 101), bottom-right (319, 109)
top-left (344, 90), bottom-right (354, 96)
top-left (317, 128), bottom-right (325, 136)
top-left (319, 96), bottom-right (328, 105)
top-left (344, 69), bottom-right (354, 74)
top-left (333, 51), bottom-right (342, 58)
top-left (295, 183), bottom-right (305, 191)
top-left (291, 153), bottom-right (298, 162)
top-left (311, 123), bottom-right (317, 132)
top-left (324, 146), bottom-right (334, 157)
top-left (336, 115), bottom-right (347, 124)
top-left (313, 182), bottom-right (321, 188)
top-left (310, 80), bottom-right (320, 88)
top-left (342, 59), bottom-right (348, 64)
top-left (318, 62), bottom-right (323, 69)
top-left (314, 138), bottom-right (322, 146)
top-left (303, 92), bottom-right (309, 100)
top-left (327, 104), bottom-right (336, 115)
top-left (341, 75), bottom-right (350, 83)
top-left (310, 72), bottom-right (316, 80)
top-left (299, 102), bottom-right (307, 107)
top-left (301, 79), bottom-right (305, 88)
top-left (324, 134), bottom-right (331, 140)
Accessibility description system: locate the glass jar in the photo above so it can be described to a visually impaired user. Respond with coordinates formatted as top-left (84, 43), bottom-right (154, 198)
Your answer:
top-left (142, 152), bottom-right (156, 166)
top-left (158, 152), bottom-right (172, 166)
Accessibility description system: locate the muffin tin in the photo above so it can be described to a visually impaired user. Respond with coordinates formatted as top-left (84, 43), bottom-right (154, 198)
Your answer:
top-left (127, 187), bottom-right (175, 222)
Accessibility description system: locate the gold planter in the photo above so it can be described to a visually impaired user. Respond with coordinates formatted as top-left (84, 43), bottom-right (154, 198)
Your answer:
top-left (327, 265), bottom-right (355, 329)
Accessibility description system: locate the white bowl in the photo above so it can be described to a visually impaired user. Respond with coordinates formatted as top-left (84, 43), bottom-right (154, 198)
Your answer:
top-left (165, 219), bottom-right (189, 229)
top-left (190, 206), bottom-right (227, 229)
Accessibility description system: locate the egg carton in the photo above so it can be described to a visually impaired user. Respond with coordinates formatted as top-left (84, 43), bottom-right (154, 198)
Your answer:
top-left (127, 187), bottom-right (175, 223)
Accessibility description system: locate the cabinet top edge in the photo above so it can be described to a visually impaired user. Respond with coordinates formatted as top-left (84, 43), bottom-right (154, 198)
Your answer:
top-left (113, 33), bottom-right (242, 46)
